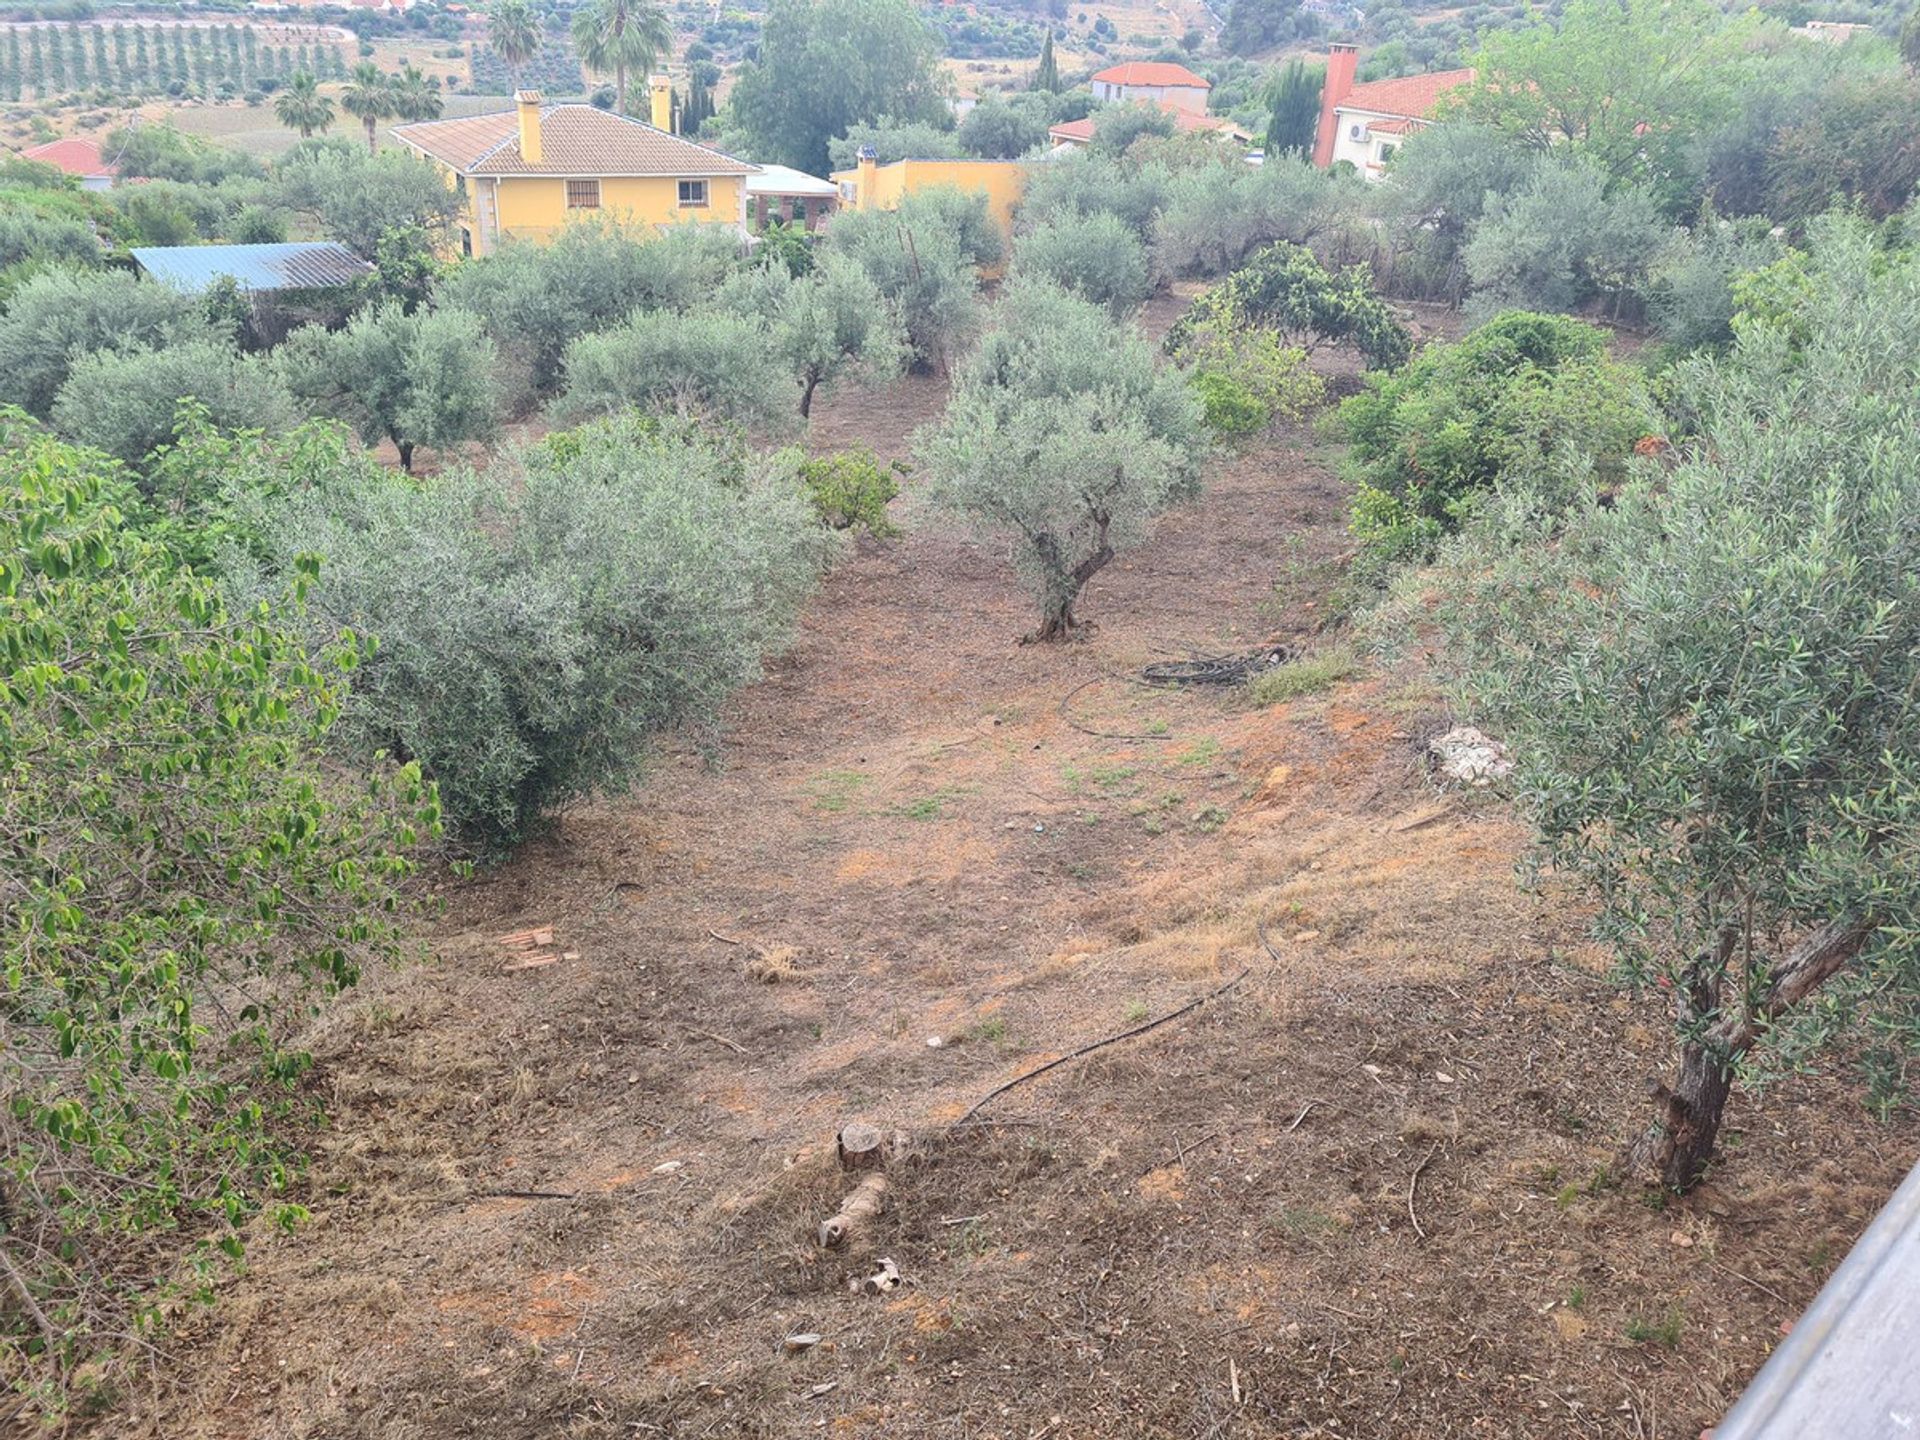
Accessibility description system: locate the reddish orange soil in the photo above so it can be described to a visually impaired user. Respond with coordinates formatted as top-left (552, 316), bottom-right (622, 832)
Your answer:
top-left (115, 361), bottom-right (1914, 1440)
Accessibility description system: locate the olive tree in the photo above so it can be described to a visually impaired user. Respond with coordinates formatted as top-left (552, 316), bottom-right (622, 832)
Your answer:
top-left (556, 309), bottom-right (794, 430)
top-left (50, 340), bottom-right (296, 475)
top-left (1432, 218), bottom-right (1920, 1190)
top-left (721, 252), bottom-right (909, 416)
top-left (0, 267), bottom-right (214, 417)
top-left (228, 415), bottom-right (827, 850)
top-left (281, 303), bottom-right (499, 471)
top-left (435, 219), bottom-right (743, 392)
top-left (1463, 155), bottom-right (1673, 319)
top-left (820, 196), bottom-right (987, 373)
top-left (1010, 211), bottom-right (1154, 313)
top-left (272, 142), bottom-right (463, 257)
top-left (920, 281), bottom-right (1205, 639)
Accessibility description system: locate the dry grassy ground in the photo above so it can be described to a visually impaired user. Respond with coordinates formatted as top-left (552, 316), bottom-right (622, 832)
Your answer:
top-left (93, 341), bottom-right (1916, 1440)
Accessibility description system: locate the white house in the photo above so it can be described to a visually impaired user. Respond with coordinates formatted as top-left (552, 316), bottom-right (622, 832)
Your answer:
top-left (1089, 61), bottom-right (1211, 117)
top-left (1312, 43), bottom-right (1473, 179)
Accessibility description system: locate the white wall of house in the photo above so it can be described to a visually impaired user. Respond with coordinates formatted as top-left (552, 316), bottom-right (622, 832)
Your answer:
top-left (1089, 80), bottom-right (1209, 114)
top-left (1328, 107), bottom-right (1417, 178)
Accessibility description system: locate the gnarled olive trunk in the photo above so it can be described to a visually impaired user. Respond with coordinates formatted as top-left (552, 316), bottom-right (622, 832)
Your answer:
top-left (1629, 917), bottom-right (1873, 1192)
top-left (1030, 514), bottom-right (1113, 643)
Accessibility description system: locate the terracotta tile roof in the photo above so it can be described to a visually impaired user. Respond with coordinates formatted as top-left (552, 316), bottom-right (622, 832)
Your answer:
top-left (1337, 68), bottom-right (1474, 122)
top-left (393, 103), bottom-right (755, 178)
top-left (1049, 103), bottom-right (1248, 144)
top-left (1090, 61), bottom-right (1211, 90)
top-left (21, 137), bottom-right (117, 179)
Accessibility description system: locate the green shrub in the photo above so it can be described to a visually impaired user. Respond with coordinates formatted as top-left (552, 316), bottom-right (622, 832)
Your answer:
top-left (799, 446), bottom-right (902, 535)
top-left (1170, 316), bottom-right (1324, 433)
top-left (1333, 310), bottom-right (1653, 576)
top-left (0, 421), bottom-right (435, 1402)
top-left (1191, 370), bottom-right (1266, 434)
top-left (1246, 645), bottom-right (1359, 703)
top-left (1168, 242), bottom-right (1411, 370)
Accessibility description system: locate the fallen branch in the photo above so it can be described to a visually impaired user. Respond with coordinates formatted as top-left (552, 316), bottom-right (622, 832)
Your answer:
top-left (819, 1174), bottom-right (888, 1248)
top-left (953, 965), bottom-right (1252, 1126)
top-left (1407, 1141), bottom-right (1441, 1242)
top-left (688, 1027), bottom-right (749, 1055)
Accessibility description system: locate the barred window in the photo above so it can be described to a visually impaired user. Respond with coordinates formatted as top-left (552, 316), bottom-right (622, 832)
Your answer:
top-left (566, 180), bottom-right (600, 209)
top-left (677, 179), bottom-right (709, 208)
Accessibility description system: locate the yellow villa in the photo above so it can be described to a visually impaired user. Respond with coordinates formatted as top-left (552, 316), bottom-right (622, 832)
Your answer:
top-left (393, 82), bottom-right (757, 256)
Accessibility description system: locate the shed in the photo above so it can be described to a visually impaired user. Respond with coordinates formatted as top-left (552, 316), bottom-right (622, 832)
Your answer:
top-left (744, 163), bottom-right (840, 232)
top-left (131, 242), bottom-right (373, 296)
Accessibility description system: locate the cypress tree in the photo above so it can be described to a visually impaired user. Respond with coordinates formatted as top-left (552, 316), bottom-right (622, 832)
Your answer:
top-left (1265, 58), bottom-right (1322, 157)
top-left (241, 25), bottom-right (256, 83)
top-left (26, 29), bottom-right (42, 95)
top-left (1034, 29), bottom-right (1059, 92)
top-left (133, 26), bottom-right (150, 87)
top-left (92, 26), bottom-right (107, 86)
top-left (67, 24), bottom-right (86, 87)
top-left (47, 26), bottom-right (65, 89)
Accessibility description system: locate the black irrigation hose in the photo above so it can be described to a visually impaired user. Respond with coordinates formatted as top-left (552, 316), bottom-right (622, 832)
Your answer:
top-left (1139, 646), bottom-right (1297, 688)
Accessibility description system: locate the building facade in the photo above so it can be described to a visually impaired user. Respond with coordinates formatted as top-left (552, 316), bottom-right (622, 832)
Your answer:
top-left (1312, 44), bottom-right (1474, 179)
top-left (393, 84), bottom-right (755, 255)
top-left (1088, 61), bottom-right (1211, 116)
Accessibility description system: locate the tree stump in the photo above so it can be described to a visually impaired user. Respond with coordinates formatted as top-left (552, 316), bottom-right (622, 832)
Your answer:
top-left (837, 1123), bottom-right (887, 1172)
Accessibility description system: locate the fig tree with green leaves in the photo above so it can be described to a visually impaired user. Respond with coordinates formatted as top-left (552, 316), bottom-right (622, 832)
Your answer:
top-left (0, 420), bottom-right (436, 1396)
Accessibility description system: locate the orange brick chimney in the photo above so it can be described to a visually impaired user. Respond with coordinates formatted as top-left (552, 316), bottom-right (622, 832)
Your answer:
top-left (1312, 43), bottom-right (1359, 168)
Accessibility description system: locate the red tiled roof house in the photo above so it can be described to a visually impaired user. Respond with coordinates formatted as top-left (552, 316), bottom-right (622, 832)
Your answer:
top-left (1089, 61), bottom-right (1211, 116)
top-left (20, 137), bottom-right (118, 191)
top-left (1311, 44), bottom-right (1473, 177)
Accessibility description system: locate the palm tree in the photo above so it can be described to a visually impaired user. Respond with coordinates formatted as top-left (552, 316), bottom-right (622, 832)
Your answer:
top-left (569, 0), bottom-right (671, 117)
top-left (488, 0), bottom-right (541, 90)
top-left (341, 61), bottom-right (395, 153)
top-left (274, 70), bottom-right (334, 138)
top-left (391, 63), bottom-right (442, 123)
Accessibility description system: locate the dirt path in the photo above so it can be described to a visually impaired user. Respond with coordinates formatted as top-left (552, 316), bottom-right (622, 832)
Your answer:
top-left (130, 376), bottom-right (1913, 1440)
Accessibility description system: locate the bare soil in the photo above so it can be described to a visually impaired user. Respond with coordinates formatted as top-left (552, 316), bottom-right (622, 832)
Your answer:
top-left (103, 356), bottom-right (1914, 1440)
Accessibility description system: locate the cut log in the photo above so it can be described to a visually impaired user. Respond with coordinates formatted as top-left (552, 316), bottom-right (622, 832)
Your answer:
top-left (818, 1173), bottom-right (888, 1249)
top-left (837, 1123), bottom-right (887, 1171)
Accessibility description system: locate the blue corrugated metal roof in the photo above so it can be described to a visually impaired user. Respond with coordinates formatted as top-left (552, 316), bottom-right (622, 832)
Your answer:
top-left (131, 242), bottom-right (373, 295)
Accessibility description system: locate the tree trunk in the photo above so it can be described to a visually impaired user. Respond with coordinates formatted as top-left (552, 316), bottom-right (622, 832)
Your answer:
top-left (614, 63), bottom-right (626, 115)
top-left (1634, 1037), bottom-right (1734, 1192)
top-left (397, 439), bottom-right (415, 473)
top-left (1030, 519), bottom-right (1113, 642)
top-left (1629, 917), bottom-right (1873, 1191)
top-left (799, 370), bottom-right (820, 418)
top-left (1034, 595), bottom-right (1077, 641)
top-left (364, 115), bottom-right (377, 154)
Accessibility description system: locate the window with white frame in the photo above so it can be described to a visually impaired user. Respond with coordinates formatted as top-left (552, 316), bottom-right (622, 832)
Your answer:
top-left (678, 179), bottom-right (709, 208)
